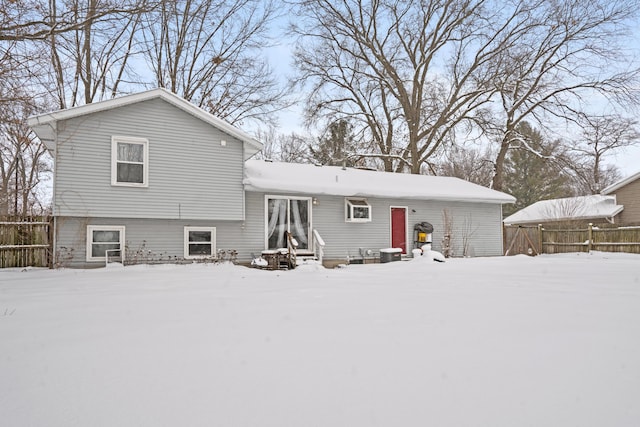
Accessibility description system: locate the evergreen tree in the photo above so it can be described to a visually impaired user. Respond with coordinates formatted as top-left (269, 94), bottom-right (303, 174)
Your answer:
top-left (308, 120), bottom-right (361, 167)
top-left (503, 123), bottom-right (572, 217)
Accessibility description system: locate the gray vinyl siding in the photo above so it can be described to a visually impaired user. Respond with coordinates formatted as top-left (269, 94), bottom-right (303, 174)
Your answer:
top-left (56, 192), bottom-right (505, 268)
top-left (243, 192), bottom-right (505, 262)
top-left (53, 98), bottom-right (244, 220)
top-left (55, 216), bottom-right (248, 268)
top-left (614, 179), bottom-right (640, 225)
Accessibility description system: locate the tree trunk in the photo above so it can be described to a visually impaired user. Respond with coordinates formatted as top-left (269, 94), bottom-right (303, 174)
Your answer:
top-left (492, 135), bottom-right (510, 192)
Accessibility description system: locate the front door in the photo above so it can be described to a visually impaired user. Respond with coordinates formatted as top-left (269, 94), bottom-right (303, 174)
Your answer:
top-left (391, 207), bottom-right (407, 254)
top-left (266, 197), bottom-right (311, 251)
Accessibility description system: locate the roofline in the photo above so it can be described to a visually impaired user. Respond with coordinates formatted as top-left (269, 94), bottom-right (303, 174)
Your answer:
top-left (243, 160), bottom-right (516, 204)
top-left (503, 205), bottom-right (624, 224)
top-left (243, 184), bottom-right (515, 204)
top-left (27, 88), bottom-right (262, 153)
top-left (602, 170), bottom-right (640, 194)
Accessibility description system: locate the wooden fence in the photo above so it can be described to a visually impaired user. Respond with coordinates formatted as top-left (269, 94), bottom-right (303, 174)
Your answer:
top-left (504, 224), bottom-right (640, 256)
top-left (0, 216), bottom-right (53, 268)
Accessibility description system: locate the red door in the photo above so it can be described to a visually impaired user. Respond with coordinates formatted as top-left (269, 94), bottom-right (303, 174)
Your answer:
top-left (391, 207), bottom-right (407, 254)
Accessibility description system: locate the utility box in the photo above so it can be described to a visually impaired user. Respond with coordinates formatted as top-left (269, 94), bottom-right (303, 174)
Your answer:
top-left (380, 247), bottom-right (402, 263)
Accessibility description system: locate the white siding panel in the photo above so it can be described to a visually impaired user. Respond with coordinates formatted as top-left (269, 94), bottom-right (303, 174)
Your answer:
top-left (54, 98), bottom-right (244, 220)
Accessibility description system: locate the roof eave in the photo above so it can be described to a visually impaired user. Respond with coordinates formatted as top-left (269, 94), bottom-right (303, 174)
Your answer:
top-left (602, 171), bottom-right (640, 194)
top-left (27, 88), bottom-right (263, 154)
top-left (243, 183), bottom-right (515, 204)
top-left (504, 210), bottom-right (624, 225)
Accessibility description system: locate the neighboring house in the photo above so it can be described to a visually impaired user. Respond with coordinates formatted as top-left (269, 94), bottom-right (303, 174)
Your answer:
top-left (503, 194), bottom-right (624, 226)
top-left (29, 89), bottom-right (515, 268)
top-left (602, 171), bottom-right (640, 225)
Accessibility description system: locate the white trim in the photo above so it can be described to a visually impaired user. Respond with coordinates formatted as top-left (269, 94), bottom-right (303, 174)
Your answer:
top-left (264, 195), bottom-right (313, 251)
top-left (602, 170), bottom-right (640, 194)
top-left (86, 225), bottom-right (125, 262)
top-left (111, 136), bottom-right (149, 187)
top-left (390, 206), bottom-right (408, 253)
top-left (184, 226), bottom-right (217, 259)
top-left (28, 88), bottom-right (262, 159)
top-left (345, 197), bottom-right (372, 222)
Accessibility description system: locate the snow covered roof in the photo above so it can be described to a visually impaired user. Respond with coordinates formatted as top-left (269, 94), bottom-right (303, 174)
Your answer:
top-left (602, 170), bottom-right (640, 195)
top-left (243, 160), bottom-right (516, 204)
top-left (28, 88), bottom-right (262, 159)
top-left (503, 195), bottom-right (624, 225)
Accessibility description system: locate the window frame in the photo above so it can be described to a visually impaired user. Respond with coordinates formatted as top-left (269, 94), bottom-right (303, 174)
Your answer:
top-left (345, 198), bottom-right (372, 222)
top-left (111, 136), bottom-right (149, 187)
top-left (184, 226), bottom-right (217, 259)
top-left (86, 225), bottom-right (125, 262)
top-left (264, 195), bottom-right (312, 251)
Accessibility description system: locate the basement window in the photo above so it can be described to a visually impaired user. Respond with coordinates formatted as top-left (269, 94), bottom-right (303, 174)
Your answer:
top-left (345, 198), bottom-right (372, 222)
top-left (184, 227), bottom-right (216, 259)
top-left (86, 225), bottom-right (125, 262)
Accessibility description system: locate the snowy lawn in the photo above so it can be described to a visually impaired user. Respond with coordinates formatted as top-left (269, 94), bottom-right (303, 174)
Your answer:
top-left (1, 253), bottom-right (639, 427)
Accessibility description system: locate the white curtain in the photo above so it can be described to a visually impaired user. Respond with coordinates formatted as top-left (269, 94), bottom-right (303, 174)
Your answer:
top-left (267, 198), bottom-right (310, 249)
top-left (290, 200), bottom-right (309, 246)
top-left (118, 143), bottom-right (143, 162)
top-left (267, 199), bottom-right (287, 248)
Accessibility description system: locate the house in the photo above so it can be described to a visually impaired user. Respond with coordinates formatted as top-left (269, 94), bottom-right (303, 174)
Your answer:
top-left (602, 171), bottom-right (640, 225)
top-left (502, 194), bottom-right (624, 226)
top-left (28, 88), bottom-right (515, 268)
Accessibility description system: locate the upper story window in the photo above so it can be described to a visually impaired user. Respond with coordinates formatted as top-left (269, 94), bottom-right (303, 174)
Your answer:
top-left (111, 136), bottom-right (148, 187)
top-left (345, 198), bottom-right (372, 222)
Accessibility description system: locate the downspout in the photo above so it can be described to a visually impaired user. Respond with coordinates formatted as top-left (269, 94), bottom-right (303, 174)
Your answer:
top-left (500, 203), bottom-right (505, 256)
top-left (51, 121), bottom-right (59, 268)
top-left (242, 145), bottom-right (246, 222)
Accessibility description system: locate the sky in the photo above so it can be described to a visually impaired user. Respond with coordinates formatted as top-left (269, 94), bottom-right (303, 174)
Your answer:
top-left (610, 144), bottom-right (640, 177)
top-left (266, 18), bottom-right (640, 179)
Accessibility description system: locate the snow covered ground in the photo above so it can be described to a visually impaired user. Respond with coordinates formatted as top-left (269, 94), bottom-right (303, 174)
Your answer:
top-left (1, 252), bottom-right (639, 427)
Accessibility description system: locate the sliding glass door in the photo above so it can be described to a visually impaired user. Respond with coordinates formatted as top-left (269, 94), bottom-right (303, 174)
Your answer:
top-left (266, 197), bottom-right (311, 251)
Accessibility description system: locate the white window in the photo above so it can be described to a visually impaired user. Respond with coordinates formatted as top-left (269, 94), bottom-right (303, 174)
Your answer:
top-left (86, 225), bottom-right (125, 262)
top-left (184, 227), bottom-right (216, 259)
top-left (345, 198), bottom-right (372, 222)
top-left (111, 136), bottom-right (148, 187)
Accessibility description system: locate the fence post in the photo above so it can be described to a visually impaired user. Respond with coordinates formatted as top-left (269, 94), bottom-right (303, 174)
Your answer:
top-left (538, 224), bottom-right (544, 255)
top-left (587, 223), bottom-right (593, 253)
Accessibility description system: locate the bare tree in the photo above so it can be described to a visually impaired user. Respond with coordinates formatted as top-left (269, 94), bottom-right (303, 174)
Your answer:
top-left (290, 0), bottom-right (546, 173)
top-left (441, 208), bottom-right (453, 258)
top-left (254, 127), bottom-right (310, 163)
top-left (0, 93), bottom-right (51, 215)
top-left (1, 0), bottom-right (154, 41)
top-left (140, 0), bottom-right (286, 125)
top-left (0, 41), bottom-right (34, 109)
top-left (566, 114), bottom-right (637, 194)
top-left (435, 145), bottom-right (495, 187)
top-left (487, 0), bottom-right (640, 191)
top-left (44, 0), bottom-right (153, 109)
